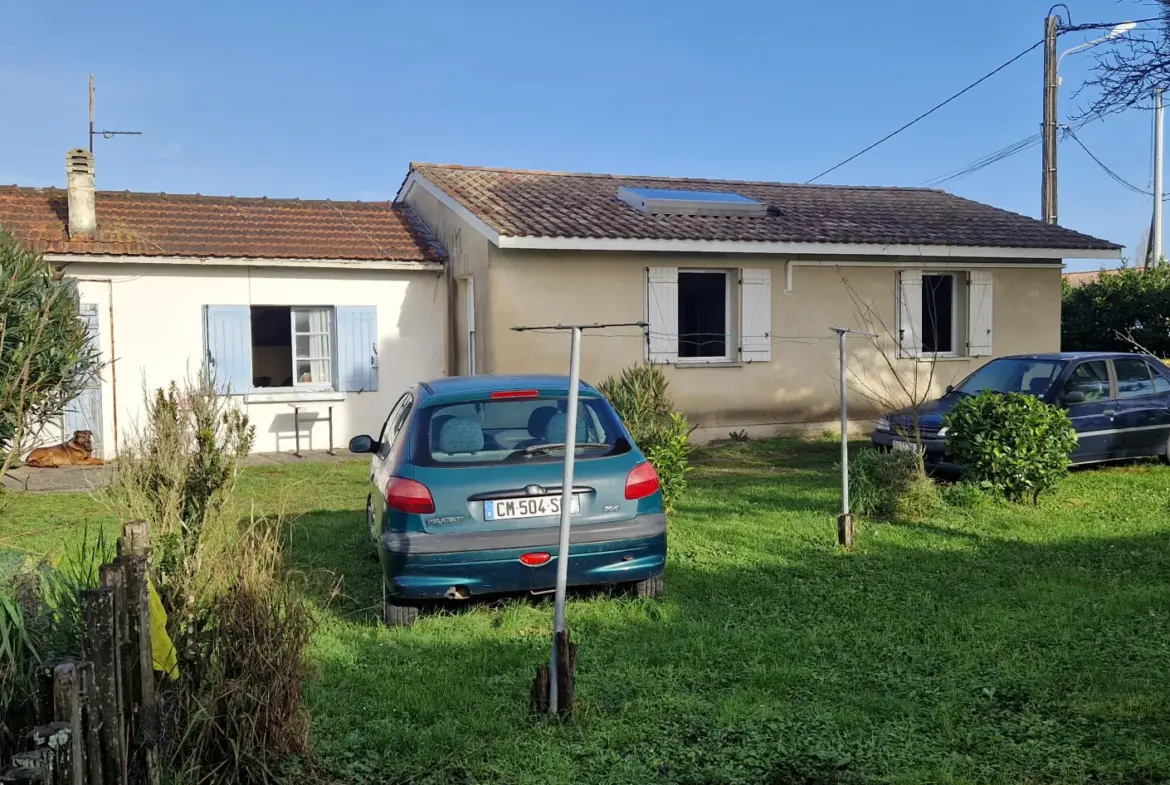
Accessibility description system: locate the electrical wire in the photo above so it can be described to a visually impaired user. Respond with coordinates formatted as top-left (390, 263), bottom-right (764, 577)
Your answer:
top-left (804, 38), bottom-right (1046, 184)
top-left (1064, 126), bottom-right (1169, 199)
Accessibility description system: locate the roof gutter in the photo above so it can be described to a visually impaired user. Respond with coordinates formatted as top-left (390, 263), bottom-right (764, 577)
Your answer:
top-left (43, 253), bottom-right (443, 272)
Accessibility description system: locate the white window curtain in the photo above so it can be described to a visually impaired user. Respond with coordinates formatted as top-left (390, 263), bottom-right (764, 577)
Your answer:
top-left (294, 308), bottom-right (332, 386)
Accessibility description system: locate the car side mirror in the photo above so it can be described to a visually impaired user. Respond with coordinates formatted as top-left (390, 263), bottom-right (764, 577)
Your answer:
top-left (1063, 390), bottom-right (1085, 405)
top-left (945, 384), bottom-right (954, 394)
top-left (349, 434), bottom-right (377, 454)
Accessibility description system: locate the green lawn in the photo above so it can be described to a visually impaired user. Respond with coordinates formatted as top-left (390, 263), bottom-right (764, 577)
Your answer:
top-left (3, 440), bottom-right (1169, 784)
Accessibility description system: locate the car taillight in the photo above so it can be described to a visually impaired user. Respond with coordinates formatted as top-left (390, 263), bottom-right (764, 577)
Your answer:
top-left (624, 462), bottom-right (660, 500)
top-left (387, 477), bottom-right (435, 514)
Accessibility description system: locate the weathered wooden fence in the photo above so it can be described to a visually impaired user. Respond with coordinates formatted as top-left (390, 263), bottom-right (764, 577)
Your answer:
top-left (2, 522), bottom-right (159, 785)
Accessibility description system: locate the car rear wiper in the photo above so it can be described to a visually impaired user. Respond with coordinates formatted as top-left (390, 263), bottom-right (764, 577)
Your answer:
top-left (518, 442), bottom-right (611, 457)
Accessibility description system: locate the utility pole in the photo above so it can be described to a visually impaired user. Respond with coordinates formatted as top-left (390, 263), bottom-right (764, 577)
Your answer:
top-left (1155, 88), bottom-right (1164, 265)
top-left (1042, 14), bottom-right (1060, 225)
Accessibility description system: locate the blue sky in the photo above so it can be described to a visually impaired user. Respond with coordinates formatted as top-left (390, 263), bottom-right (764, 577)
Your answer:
top-left (0, 0), bottom-right (1160, 270)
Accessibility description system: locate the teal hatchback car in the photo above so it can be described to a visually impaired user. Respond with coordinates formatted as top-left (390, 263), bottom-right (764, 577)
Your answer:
top-left (348, 375), bottom-right (667, 626)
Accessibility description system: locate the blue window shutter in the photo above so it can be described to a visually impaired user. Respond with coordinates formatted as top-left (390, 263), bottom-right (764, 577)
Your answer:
top-left (203, 306), bottom-right (252, 394)
top-left (336, 306), bottom-right (379, 392)
top-left (64, 303), bottom-right (104, 457)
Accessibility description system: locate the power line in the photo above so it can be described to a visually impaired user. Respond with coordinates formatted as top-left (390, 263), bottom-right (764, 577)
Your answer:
top-left (804, 38), bottom-right (1045, 184)
top-left (1064, 126), bottom-right (1169, 199)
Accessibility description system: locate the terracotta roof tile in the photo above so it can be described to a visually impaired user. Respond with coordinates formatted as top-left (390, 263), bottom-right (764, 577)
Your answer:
top-left (0, 186), bottom-right (445, 263)
top-left (1063, 269), bottom-right (1123, 286)
top-left (409, 164), bottom-right (1119, 253)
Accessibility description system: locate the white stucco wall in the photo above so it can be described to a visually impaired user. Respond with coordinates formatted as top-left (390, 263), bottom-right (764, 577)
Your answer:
top-left (60, 261), bottom-right (445, 456)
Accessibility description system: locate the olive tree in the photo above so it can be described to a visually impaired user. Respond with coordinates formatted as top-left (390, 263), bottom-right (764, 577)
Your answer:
top-left (0, 229), bottom-right (103, 479)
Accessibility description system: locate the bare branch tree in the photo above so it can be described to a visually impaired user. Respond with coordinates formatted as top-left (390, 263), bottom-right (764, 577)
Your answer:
top-left (1079, 3), bottom-right (1170, 117)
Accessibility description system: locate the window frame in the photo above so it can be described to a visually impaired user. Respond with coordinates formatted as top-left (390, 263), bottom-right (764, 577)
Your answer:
top-left (920, 272), bottom-right (960, 358)
top-left (1062, 359), bottom-right (1115, 405)
top-left (1111, 358), bottom-right (1158, 400)
top-left (290, 306), bottom-right (334, 391)
top-left (676, 268), bottom-right (733, 364)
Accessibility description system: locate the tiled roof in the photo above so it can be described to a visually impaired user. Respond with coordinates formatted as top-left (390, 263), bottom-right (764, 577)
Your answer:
top-left (409, 164), bottom-right (1120, 253)
top-left (0, 186), bottom-right (445, 263)
top-left (1063, 269), bottom-right (1122, 286)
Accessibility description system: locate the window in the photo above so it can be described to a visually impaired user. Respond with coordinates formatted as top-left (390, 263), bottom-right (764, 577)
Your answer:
top-left (1063, 361), bottom-right (1111, 402)
top-left (678, 271), bottom-right (730, 360)
top-left (250, 306), bottom-right (333, 389)
top-left (618, 186), bottom-right (767, 217)
top-left (1115, 359), bottom-right (1155, 398)
top-left (956, 358), bottom-right (1065, 396)
top-left (1153, 364), bottom-right (1170, 394)
top-left (921, 274), bottom-right (956, 354)
top-left (412, 397), bottom-right (627, 467)
top-left (377, 393), bottom-right (413, 459)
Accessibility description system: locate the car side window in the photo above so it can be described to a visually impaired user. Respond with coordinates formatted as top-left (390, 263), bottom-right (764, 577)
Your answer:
top-left (1115, 359), bottom-right (1155, 399)
top-left (377, 394), bottom-right (410, 452)
top-left (379, 394), bottom-right (414, 459)
top-left (1063, 361), bottom-right (1110, 403)
top-left (1148, 361), bottom-right (1170, 394)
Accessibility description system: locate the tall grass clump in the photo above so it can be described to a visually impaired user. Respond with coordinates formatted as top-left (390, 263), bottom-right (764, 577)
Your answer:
top-left (849, 447), bottom-right (941, 519)
top-left (597, 363), bottom-right (695, 512)
top-left (104, 371), bottom-right (312, 785)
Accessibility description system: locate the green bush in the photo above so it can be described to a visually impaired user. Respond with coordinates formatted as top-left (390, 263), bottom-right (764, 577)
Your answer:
top-left (849, 447), bottom-right (939, 519)
top-left (597, 364), bottom-right (693, 512)
top-left (941, 481), bottom-right (989, 510)
top-left (943, 391), bottom-right (1077, 503)
top-left (1062, 264), bottom-right (1170, 355)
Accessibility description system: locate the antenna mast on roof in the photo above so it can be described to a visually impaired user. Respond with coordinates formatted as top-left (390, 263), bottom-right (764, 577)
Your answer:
top-left (89, 74), bottom-right (142, 153)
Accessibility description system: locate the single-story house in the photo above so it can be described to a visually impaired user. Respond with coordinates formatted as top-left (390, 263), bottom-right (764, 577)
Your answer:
top-left (397, 163), bottom-right (1122, 440)
top-left (1, 149), bottom-right (447, 457)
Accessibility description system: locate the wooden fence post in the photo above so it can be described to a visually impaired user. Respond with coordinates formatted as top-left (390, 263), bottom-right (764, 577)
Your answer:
top-left (81, 589), bottom-right (126, 785)
top-left (75, 663), bottom-right (103, 785)
top-left (120, 555), bottom-right (157, 785)
top-left (99, 562), bottom-right (131, 728)
top-left (29, 724), bottom-right (70, 785)
top-left (0, 767), bottom-right (47, 783)
top-left (51, 665), bottom-right (83, 785)
top-left (7, 749), bottom-right (50, 782)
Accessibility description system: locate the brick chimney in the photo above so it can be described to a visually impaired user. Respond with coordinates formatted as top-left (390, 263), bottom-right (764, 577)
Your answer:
top-left (66, 148), bottom-right (96, 239)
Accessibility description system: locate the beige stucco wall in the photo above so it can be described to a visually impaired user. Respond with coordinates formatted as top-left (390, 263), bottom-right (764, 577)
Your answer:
top-left (402, 183), bottom-right (492, 374)
top-left (57, 261), bottom-right (445, 457)
top-left (486, 251), bottom-right (1061, 441)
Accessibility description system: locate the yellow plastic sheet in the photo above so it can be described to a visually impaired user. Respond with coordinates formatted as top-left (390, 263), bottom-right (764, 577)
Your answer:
top-left (149, 580), bottom-right (179, 679)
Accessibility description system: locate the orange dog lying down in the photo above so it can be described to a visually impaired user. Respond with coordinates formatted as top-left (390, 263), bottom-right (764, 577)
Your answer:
top-left (25, 430), bottom-right (105, 468)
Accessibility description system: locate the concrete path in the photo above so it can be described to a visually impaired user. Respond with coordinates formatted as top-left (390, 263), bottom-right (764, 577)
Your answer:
top-left (2, 449), bottom-right (358, 494)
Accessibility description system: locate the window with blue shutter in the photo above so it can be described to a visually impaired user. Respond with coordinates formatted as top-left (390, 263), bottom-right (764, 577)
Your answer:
top-left (335, 306), bottom-right (379, 392)
top-left (203, 306), bottom-right (253, 394)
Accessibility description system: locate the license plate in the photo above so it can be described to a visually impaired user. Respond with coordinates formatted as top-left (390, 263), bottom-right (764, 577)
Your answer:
top-left (483, 495), bottom-right (581, 521)
top-left (891, 439), bottom-right (922, 453)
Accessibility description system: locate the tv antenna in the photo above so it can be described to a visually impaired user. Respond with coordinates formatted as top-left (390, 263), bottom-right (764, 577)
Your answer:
top-left (89, 74), bottom-right (142, 152)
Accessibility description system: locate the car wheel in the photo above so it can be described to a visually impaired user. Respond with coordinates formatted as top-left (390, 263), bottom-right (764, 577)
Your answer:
top-left (381, 580), bottom-right (420, 627)
top-left (629, 575), bottom-right (663, 599)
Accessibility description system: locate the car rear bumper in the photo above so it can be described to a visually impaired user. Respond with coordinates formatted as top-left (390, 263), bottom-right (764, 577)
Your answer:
top-left (869, 431), bottom-right (961, 475)
top-left (379, 513), bottom-right (667, 599)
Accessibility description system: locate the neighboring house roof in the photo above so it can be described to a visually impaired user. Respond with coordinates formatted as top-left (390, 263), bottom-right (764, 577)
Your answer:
top-left (1063, 269), bottom-right (1122, 287)
top-left (0, 186), bottom-right (445, 263)
top-left (403, 163), bottom-right (1120, 257)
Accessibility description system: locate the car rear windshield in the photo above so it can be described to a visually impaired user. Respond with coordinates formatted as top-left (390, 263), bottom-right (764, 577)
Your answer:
top-left (955, 359), bottom-right (1066, 397)
top-left (411, 396), bottom-right (629, 467)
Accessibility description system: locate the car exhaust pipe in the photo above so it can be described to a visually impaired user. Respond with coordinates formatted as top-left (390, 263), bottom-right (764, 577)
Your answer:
top-left (445, 585), bottom-right (471, 601)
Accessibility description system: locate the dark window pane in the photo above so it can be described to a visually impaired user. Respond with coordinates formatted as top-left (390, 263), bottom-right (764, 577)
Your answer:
top-left (1063, 361), bottom-right (1110, 402)
top-left (921, 275), bottom-right (953, 354)
top-left (1152, 363), bottom-right (1170, 394)
top-left (1115, 359), bottom-right (1155, 398)
top-left (678, 271), bottom-right (727, 358)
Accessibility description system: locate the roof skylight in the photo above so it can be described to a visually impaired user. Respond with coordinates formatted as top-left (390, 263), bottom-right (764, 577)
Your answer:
top-left (618, 186), bottom-right (767, 217)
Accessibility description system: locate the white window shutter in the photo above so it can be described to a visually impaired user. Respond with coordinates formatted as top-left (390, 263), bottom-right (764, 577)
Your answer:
top-left (967, 270), bottom-right (994, 356)
top-left (646, 267), bottom-right (678, 364)
top-left (739, 268), bottom-right (771, 362)
top-left (897, 270), bottom-right (923, 358)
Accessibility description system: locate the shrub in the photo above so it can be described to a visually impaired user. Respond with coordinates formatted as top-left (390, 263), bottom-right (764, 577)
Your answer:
top-left (849, 447), bottom-right (939, 519)
top-left (943, 391), bottom-right (1077, 503)
top-left (597, 364), bottom-right (694, 512)
top-left (941, 481), bottom-right (989, 510)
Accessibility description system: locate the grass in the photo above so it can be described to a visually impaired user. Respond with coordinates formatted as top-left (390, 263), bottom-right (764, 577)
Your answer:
top-left (3, 439), bottom-right (1170, 784)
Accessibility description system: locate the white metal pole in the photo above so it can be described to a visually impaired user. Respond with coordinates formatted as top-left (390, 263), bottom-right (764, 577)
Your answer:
top-left (839, 329), bottom-right (849, 517)
top-left (1156, 88), bottom-right (1164, 264)
top-left (548, 325), bottom-right (581, 714)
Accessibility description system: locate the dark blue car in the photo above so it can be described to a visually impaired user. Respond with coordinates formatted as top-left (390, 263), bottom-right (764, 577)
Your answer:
top-left (871, 352), bottom-right (1170, 473)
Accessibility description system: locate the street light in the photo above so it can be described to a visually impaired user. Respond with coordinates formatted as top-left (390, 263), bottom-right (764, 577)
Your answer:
top-left (1057, 22), bottom-right (1137, 84)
